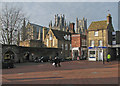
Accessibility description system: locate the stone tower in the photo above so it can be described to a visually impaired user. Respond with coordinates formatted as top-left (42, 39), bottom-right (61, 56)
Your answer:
top-left (52, 14), bottom-right (67, 31)
top-left (76, 17), bottom-right (87, 34)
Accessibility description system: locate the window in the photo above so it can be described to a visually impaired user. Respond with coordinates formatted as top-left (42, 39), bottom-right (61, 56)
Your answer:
top-left (65, 44), bottom-right (68, 50)
top-left (98, 40), bottom-right (102, 46)
top-left (53, 39), bottom-right (55, 46)
top-left (49, 33), bottom-right (52, 40)
top-left (112, 41), bottom-right (116, 45)
top-left (64, 35), bottom-right (68, 40)
top-left (70, 44), bottom-right (72, 50)
top-left (94, 31), bottom-right (98, 36)
top-left (62, 44), bottom-right (64, 50)
top-left (90, 51), bottom-right (95, 54)
top-left (112, 32), bottom-right (116, 35)
top-left (90, 40), bottom-right (94, 47)
top-left (47, 39), bottom-right (49, 46)
top-left (68, 35), bottom-right (70, 40)
top-left (82, 39), bottom-right (86, 46)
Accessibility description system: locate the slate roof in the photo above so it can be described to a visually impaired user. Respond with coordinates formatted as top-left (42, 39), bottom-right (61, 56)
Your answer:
top-left (88, 20), bottom-right (108, 30)
top-left (51, 29), bottom-right (71, 41)
top-left (28, 22), bottom-right (49, 32)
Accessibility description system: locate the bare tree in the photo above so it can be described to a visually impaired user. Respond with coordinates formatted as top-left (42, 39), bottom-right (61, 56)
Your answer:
top-left (0, 4), bottom-right (26, 45)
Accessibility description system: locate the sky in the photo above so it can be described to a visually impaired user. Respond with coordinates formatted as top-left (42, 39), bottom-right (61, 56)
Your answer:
top-left (0, 2), bottom-right (119, 31)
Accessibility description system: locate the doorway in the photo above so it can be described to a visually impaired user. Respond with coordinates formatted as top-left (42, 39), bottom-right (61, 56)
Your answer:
top-left (73, 50), bottom-right (78, 60)
top-left (98, 51), bottom-right (103, 61)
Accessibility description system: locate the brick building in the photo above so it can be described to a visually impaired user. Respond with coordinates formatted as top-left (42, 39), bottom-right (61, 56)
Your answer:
top-left (87, 14), bottom-right (114, 61)
top-left (71, 34), bottom-right (87, 60)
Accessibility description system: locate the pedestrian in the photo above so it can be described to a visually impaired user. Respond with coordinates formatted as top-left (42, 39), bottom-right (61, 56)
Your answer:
top-left (107, 54), bottom-right (111, 62)
top-left (54, 56), bottom-right (58, 67)
top-left (31, 53), bottom-right (34, 62)
top-left (57, 57), bottom-right (61, 67)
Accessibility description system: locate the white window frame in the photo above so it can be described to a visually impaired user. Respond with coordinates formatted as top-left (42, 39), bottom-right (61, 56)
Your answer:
top-left (90, 40), bottom-right (94, 47)
top-left (98, 40), bottom-right (102, 46)
top-left (49, 34), bottom-right (52, 40)
top-left (112, 32), bottom-right (116, 35)
top-left (94, 31), bottom-right (98, 36)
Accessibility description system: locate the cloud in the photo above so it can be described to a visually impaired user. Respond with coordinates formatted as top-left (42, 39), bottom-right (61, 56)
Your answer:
top-left (1, 2), bottom-right (118, 30)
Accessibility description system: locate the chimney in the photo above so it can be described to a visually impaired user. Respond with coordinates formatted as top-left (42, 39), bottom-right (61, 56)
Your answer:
top-left (42, 27), bottom-right (47, 41)
top-left (107, 14), bottom-right (112, 24)
top-left (70, 23), bottom-right (75, 33)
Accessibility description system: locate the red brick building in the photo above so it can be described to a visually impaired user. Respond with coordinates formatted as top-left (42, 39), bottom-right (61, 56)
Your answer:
top-left (71, 34), bottom-right (87, 60)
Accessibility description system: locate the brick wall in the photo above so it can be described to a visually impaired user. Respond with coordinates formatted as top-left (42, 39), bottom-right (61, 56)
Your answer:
top-left (72, 34), bottom-right (81, 47)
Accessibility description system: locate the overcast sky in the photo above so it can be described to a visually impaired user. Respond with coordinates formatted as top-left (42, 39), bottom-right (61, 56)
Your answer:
top-left (1, 2), bottom-right (119, 31)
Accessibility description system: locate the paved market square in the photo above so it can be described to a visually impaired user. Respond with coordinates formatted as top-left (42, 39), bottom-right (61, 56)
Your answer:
top-left (2, 60), bottom-right (119, 84)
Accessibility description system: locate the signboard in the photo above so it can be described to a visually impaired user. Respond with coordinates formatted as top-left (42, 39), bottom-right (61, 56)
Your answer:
top-left (88, 46), bottom-right (107, 49)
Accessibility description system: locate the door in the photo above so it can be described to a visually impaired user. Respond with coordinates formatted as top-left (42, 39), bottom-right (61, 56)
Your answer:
top-left (73, 50), bottom-right (78, 60)
top-left (98, 51), bottom-right (103, 61)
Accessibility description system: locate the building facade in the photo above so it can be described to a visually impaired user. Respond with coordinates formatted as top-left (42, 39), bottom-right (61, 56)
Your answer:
top-left (44, 29), bottom-right (71, 59)
top-left (20, 19), bottom-right (49, 47)
top-left (71, 34), bottom-right (87, 60)
top-left (111, 31), bottom-right (120, 60)
top-left (87, 14), bottom-right (114, 61)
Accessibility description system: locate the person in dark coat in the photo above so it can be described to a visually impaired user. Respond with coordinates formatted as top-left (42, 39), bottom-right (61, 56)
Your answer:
top-left (54, 56), bottom-right (61, 67)
top-left (54, 56), bottom-right (58, 67)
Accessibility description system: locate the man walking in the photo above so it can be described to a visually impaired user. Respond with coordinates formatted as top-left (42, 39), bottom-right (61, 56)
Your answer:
top-left (54, 56), bottom-right (61, 67)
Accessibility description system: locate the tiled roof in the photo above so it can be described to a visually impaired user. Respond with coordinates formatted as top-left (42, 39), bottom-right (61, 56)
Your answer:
top-left (88, 20), bottom-right (108, 30)
top-left (51, 29), bottom-right (71, 41)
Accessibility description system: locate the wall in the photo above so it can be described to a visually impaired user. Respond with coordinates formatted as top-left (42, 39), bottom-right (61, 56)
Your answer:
top-left (2, 44), bottom-right (62, 63)
top-left (72, 34), bottom-right (81, 47)
top-left (88, 30), bottom-right (107, 47)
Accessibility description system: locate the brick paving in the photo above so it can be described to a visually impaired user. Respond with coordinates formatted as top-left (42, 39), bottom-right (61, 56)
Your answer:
top-left (2, 60), bottom-right (119, 84)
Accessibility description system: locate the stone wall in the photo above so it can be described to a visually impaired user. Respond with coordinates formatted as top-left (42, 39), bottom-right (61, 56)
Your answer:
top-left (2, 44), bottom-right (62, 63)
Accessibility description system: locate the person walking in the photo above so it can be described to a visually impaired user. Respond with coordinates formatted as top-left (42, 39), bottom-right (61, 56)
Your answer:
top-left (54, 56), bottom-right (61, 67)
top-left (54, 56), bottom-right (58, 67)
top-left (57, 57), bottom-right (61, 67)
top-left (107, 54), bottom-right (111, 62)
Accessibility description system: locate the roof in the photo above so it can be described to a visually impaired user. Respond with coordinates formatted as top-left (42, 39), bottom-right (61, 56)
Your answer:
top-left (88, 20), bottom-right (108, 30)
top-left (28, 22), bottom-right (49, 32)
top-left (29, 23), bottom-right (43, 28)
top-left (51, 29), bottom-right (71, 41)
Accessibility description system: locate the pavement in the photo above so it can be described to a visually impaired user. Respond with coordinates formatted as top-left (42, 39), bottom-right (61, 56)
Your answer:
top-left (1, 60), bottom-right (119, 85)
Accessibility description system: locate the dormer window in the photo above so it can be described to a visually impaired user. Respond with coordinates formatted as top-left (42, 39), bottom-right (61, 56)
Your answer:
top-left (94, 31), bottom-right (98, 36)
